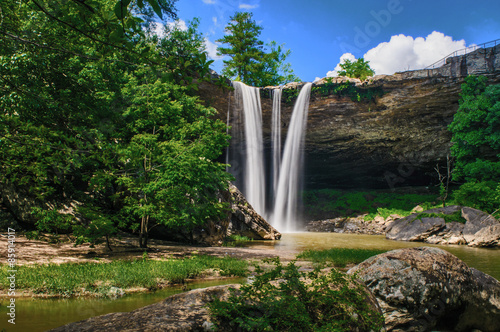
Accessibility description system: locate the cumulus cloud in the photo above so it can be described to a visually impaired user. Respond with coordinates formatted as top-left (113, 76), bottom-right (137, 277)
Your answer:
top-left (326, 53), bottom-right (356, 77)
top-left (239, 3), bottom-right (259, 9)
top-left (204, 38), bottom-right (223, 60)
top-left (150, 20), bottom-right (188, 39)
top-left (323, 32), bottom-right (468, 78)
top-left (364, 31), bottom-right (467, 74)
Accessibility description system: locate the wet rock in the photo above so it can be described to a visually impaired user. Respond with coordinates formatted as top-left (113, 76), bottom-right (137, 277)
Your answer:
top-left (50, 284), bottom-right (239, 332)
top-left (348, 247), bottom-right (500, 332)
top-left (462, 207), bottom-right (499, 243)
top-left (467, 224), bottom-right (500, 247)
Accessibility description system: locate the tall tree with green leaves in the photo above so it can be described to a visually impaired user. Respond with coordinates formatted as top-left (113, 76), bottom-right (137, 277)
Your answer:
top-left (0, 0), bottom-right (231, 247)
top-left (338, 58), bottom-right (375, 81)
top-left (217, 12), bottom-right (299, 86)
top-left (448, 75), bottom-right (500, 213)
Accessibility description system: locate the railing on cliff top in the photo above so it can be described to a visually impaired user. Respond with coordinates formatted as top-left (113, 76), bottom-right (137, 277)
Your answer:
top-left (424, 38), bottom-right (500, 70)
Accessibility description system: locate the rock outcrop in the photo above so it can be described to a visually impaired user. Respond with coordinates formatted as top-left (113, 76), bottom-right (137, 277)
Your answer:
top-left (385, 206), bottom-right (500, 247)
top-left (199, 45), bottom-right (500, 190)
top-left (226, 184), bottom-right (281, 240)
top-left (152, 183), bottom-right (281, 244)
top-left (348, 247), bottom-right (500, 332)
top-left (49, 284), bottom-right (239, 332)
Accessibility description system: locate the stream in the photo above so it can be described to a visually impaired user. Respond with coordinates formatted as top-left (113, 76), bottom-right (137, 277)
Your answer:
top-left (0, 232), bottom-right (498, 331)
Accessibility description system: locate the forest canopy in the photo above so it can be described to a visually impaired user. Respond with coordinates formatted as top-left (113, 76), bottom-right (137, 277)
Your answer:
top-left (0, 0), bottom-right (232, 247)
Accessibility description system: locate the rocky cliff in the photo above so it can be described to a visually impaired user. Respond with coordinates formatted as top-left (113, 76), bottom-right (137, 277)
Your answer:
top-left (200, 45), bottom-right (500, 190)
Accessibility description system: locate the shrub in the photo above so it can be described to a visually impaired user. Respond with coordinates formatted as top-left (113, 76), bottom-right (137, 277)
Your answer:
top-left (453, 181), bottom-right (500, 214)
top-left (207, 258), bottom-right (384, 331)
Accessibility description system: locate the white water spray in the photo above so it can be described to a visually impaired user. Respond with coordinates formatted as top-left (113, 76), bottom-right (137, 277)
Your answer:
top-left (231, 81), bottom-right (266, 216)
top-left (271, 83), bottom-right (312, 232)
top-left (271, 88), bottom-right (282, 198)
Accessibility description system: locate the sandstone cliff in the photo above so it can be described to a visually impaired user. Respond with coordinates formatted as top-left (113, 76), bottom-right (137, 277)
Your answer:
top-left (200, 45), bottom-right (500, 190)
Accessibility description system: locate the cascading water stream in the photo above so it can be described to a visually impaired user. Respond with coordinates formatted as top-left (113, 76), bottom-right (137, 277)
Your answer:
top-left (271, 88), bottom-right (282, 199)
top-left (230, 81), bottom-right (266, 216)
top-left (271, 83), bottom-right (312, 232)
top-left (228, 81), bottom-right (312, 232)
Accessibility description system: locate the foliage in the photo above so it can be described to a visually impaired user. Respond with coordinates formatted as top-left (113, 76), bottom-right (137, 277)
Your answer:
top-left (223, 234), bottom-right (253, 247)
top-left (310, 81), bottom-right (383, 103)
top-left (217, 12), bottom-right (299, 87)
top-left (207, 257), bottom-right (384, 332)
top-left (302, 189), bottom-right (439, 220)
top-left (0, 255), bottom-right (248, 297)
top-left (0, 0), bottom-right (231, 246)
top-left (448, 75), bottom-right (500, 215)
top-left (337, 58), bottom-right (375, 81)
top-left (415, 211), bottom-right (467, 224)
top-left (452, 181), bottom-right (500, 215)
top-left (449, 76), bottom-right (500, 182)
top-left (297, 248), bottom-right (387, 268)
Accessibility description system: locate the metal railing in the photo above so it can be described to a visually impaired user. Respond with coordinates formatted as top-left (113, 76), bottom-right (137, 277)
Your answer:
top-left (424, 38), bottom-right (500, 70)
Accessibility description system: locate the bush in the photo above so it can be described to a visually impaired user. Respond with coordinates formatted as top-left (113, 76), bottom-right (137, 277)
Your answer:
top-left (207, 258), bottom-right (384, 332)
top-left (453, 181), bottom-right (500, 214)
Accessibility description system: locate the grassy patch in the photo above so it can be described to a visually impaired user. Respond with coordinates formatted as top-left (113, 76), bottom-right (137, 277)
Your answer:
top-left (302, 188), bottom-right (440, 220)
top-left (296, 248), bottom-right (387, 267)
top-left (0, 255), bottom-right (248, 297)
top-left (223, 235), bottom-right (253, 247)
top-left (415, 211), bottom-right (467, 224)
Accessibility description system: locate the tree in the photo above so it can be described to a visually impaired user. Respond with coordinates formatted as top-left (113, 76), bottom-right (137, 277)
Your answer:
top-left (338, 58), bottom-right (375, 81)
top-left (0, 0), bottom-right (231, 247)
top-left (448, 75), bottom-right (500, 214)
top-left (217, 12), bottom-right (299, 86)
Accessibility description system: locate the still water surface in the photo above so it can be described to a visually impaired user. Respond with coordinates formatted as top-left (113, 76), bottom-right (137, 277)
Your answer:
top-left (0, 232), bottom-right (498, 331)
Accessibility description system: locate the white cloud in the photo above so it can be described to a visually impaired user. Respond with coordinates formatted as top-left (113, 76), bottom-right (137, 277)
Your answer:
top-left (167, 19), bottom-right (188, 32)
top-left (239, 3), bottom-right (258, 9)
top-left (326, 53), bottom-right (356, 77)
top-left (364, 31), bottom-right (467, 74)
top-left (323, 31), bottom-right (468, 78)
top-left (204, 38), bottom-right (223, 60)
top-left (202, 0), bottom-right (216, 4)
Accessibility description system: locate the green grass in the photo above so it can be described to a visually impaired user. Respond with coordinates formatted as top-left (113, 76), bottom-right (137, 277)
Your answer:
top-left (222, 234), bottom-right (253, 247)
top-left (0, 255), bottom-right (248, 297)
top-left (415, 211), bottom-right (467, 224)
top-left (297, 248), bottom-right (387, 267)
top-left (302, 188), bottom-right (442, 220)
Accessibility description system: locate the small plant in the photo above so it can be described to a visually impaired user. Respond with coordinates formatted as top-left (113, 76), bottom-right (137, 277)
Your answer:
top-left (207, 257), bottom-right (384, 332)
top-left (297, 248), bottom-right (387, 267)
top-left (223, 234), bottom-right (253, 247)
top-left (415, 211), bottom-right (467, 224)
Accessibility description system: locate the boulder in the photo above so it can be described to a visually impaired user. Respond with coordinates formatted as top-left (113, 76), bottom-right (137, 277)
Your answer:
top-left (226, 184), bottom-right (281, 240)
top-left (462, 207), bottom-right (499, 243)
top-left (385, 206), bottom-right (461, 241)
top-left (385, 206), bottom-right (500, 247)
top-left (50, 284), bottom-right (239, 332)
top-left (348, 247), bottom-right (500, 332)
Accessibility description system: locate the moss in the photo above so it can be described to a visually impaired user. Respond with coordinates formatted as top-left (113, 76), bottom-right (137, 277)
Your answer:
top-left (415, 211), bottom-right (467, 224)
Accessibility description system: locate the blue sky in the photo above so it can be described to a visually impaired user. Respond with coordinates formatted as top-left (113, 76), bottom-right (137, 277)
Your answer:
top-left (173, 0), bottom-right (500, 83)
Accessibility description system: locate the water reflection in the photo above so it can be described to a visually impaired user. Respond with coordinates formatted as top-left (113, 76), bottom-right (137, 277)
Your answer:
top-left (0, 278), bottom-right (244, 332)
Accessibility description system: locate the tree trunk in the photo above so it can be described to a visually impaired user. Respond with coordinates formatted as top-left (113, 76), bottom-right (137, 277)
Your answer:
top-left (139, 215), bottom-right (149, 248)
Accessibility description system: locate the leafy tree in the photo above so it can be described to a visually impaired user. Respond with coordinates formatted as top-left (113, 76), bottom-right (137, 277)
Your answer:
top-left (0, 0), bottom-right (231, 247)
top-left (448, 75), bottom-right (500, 214)
top-left (338, 58), bottom-right (375, 81)
top-left (217, 12), bottom-right (299, 86)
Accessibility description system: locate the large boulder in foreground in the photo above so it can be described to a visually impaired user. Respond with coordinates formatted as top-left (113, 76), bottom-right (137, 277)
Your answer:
top-left (50, 284), bottom-right (238, 332)
top-left (385, 206), bottom-right (500, 247)
top-left (348, 247), bottom-right (500, 332)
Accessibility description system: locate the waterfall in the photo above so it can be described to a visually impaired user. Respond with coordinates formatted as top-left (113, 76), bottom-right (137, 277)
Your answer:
top-left (271, 88), bottom-right (282, 199)
top-left (229, 81), bottom-right (266, 216)
top-left (271, 83), bottom-right (312, 232)
top-left (228, 81), bottom-right (312, 232)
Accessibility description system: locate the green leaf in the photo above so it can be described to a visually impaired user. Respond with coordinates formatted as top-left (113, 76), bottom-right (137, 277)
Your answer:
top-left (146, 0), bottom-right (163, 18)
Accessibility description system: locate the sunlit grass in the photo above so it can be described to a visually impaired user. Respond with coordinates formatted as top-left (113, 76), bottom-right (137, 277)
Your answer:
top-left (297, 248), bottom-right (387, 267)
top-left (0, 255), bottom-right (248, 297)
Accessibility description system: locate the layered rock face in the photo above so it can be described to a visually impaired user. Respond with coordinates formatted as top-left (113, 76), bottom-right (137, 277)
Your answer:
top-left (201, 45), bottom-right (500, 190)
